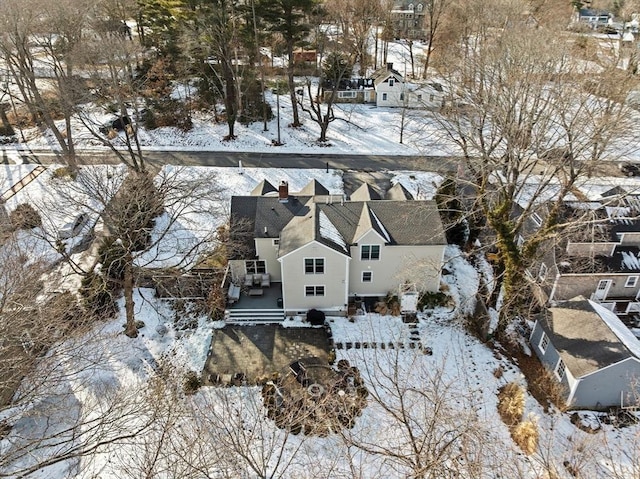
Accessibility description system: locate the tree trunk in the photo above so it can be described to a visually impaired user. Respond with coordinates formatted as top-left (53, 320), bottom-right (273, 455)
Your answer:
top-left (123, 258), bottom-right (138, 338)
top-left (422, 42), bottom-right (433, 79)
top-left (319, 120), bottom-right (329, 142)
top-left (287, 38), bottom-right (301, 127)
top-left (223, 61), bottom-right (237, 139)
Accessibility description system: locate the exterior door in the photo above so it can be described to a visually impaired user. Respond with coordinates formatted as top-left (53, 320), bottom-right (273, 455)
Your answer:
top-left (593, 279), bottom-right (612, 301)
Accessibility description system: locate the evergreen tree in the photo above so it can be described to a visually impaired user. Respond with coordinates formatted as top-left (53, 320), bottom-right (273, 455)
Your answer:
top-left (257, 0), bottom-right (316, 127)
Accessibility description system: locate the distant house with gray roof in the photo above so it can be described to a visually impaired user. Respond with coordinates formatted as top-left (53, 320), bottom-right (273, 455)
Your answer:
top-left (229, 179), bottom-right (447, 316)
top-left (530, 297), bottom-right (640, 409)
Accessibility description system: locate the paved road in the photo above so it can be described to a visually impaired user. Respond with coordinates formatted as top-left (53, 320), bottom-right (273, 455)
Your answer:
top-left (1, 148), bottom-right (461, 173)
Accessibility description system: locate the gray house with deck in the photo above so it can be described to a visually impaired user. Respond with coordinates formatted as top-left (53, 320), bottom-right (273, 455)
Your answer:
top-left (530, 297), bottom-right (640, 409)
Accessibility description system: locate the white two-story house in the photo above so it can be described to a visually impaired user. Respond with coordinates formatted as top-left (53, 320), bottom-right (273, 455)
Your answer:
top-left (229, 179), bottom-right (447, 317)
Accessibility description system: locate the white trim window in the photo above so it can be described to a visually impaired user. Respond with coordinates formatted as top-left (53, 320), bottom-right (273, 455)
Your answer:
top-left (361, 245), bottom-right (380, 260)
top-left (246, 260), bottom-right (266, 274)
top-left (338, 91), bottom-right (357, 99)
top-left (382, 93), bottom-right (388, 101)
top-left (305, 285), bottom-right (325, 297)
top-left (362, 271), bottom-right (373, 283)
top-left (532, 212), bottom-right (543, 227)
top-left (304, 258), bottom-right (325, 274)
top-left (538, 332), bottom-right (549, 354)
top-left (538, 263), bottom-right (548, 280)
top-left (626, 276), bottom-right (639, 288)
top-left (273, 238), bottom-right (280, 246)
top-left (555, 359), bottom-right (566, 381)
top-left (389, 79), bottom-right (395, 87)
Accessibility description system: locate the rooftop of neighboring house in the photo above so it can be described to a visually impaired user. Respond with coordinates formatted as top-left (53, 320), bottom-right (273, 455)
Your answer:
top-left (560, 193), bottom-right (640, 241)
top-left (539, 297), bottom-right (640, 378)
top-left (230, 179), bottom-right (446, 258)
top-left (371, 63), bottom-right (404, 85)
top-left (578, 8), bottom-right (611, 18)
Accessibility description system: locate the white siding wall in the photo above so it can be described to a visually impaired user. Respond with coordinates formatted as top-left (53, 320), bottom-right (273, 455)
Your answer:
top-left (376, 76), bottom-right (404, 107)
top-left (348, 230), bottom-right (444, 296)
top-left (255, 237), bottom-right (282, 281)
top-left (279, 242), bottom-right (349, 314)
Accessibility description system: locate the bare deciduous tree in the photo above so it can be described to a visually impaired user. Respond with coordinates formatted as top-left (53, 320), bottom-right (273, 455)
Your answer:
top-left (435, 8), bottom-right (637, 322)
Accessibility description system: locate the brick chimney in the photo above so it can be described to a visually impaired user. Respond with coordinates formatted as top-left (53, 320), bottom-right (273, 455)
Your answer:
top-left (386, 62), bottom-right (393, 71)
top-left (278, 181), bottom-right (289, 203)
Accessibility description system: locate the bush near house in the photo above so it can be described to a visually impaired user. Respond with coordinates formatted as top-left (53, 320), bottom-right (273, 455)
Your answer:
top-left (512, 415), bottom-right (539, 455)
top-left (9, 203), bottom-right (41, 230)
top-left (498, 382), bottom-right (525, 426)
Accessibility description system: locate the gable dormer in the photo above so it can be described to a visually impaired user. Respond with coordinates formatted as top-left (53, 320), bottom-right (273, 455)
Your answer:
top-left (350, 182), bottom-right (382, 201)
top-left (251, 179), bottom-right (277, 196)
top-left (353, 202), bottom-right (391, 244)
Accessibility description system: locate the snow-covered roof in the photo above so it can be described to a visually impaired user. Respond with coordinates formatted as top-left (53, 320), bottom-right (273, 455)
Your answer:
top-left (591, 300), bottom-right (640, 359)
top-left (319, 210), bottom-right (348, 252)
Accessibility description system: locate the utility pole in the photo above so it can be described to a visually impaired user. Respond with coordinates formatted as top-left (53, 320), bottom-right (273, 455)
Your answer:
top-left (272, 79), bottom-right (282, 145)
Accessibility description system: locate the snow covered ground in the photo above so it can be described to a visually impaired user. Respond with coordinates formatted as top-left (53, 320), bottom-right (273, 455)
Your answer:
top-left (1, 37), bottom-right (640, 477)
top-left (2, 164), bottom-right (640, 478)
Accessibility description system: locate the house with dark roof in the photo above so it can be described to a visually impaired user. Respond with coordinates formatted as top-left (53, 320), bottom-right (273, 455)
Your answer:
top-left (229, 179), bottom-right (447, 316)
top-left (527, 192), bottom-right (640, 325)
top-left (530, 297), bottom-right (640, 409)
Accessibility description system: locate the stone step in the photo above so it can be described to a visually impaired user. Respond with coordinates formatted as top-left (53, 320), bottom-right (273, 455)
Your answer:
top-left (226, 309), bottom-right (285, 323)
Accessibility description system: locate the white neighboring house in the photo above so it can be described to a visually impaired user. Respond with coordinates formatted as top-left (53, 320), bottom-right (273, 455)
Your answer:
top-left (229, 179), bottom-right (447, 317)
top-left (372, 63), bottom-right (444, 109)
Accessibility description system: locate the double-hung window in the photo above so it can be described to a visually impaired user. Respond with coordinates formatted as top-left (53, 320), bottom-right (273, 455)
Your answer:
top-left (538, 332), bottom-right (549, 354)
top-left (246, 260), bottom-right (266, 274)
top-left (305, 258), bottom-right (325, 274)
top-left (305, 286), bottom-right (325, 296)
top-left (361, 245), bottom-right (380, 260)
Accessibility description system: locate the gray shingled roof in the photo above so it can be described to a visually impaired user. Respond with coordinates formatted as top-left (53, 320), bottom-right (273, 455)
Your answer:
top-left (276, 200), bottom-right (446, 257)
top-left (278, 199), bottom-right (317, 257)
top-left (386, 182), bottom-right (414, 201)
top-left (230, 195), bottom-right (310, 256)
top-left (231, 185), bottom-right (446, 258)
top-left (540, 298), bottom-right (635, 378)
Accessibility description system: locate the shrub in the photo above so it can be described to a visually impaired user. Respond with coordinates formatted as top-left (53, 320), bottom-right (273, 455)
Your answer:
top-left (307, 308), bottom-right (325, 325)
top-left (497, 382), bottom-right (525, 426)
top-left (375, 293), bottom-right (401, 316)
top-left (511, 415), bottom-right (539, 455)
top-left (0, 124), bottom-right (15, 137)
top-left (9, 203), bottom-right (41, 230)
top-left (51, 166), bottom-right (78, 180)
top-left (80, 271), bottom-right (118, 319)
top-left (79, 237), bottom-right (127, 319)
top-left (184, 371), bottom-right (202, 394)
top-left (143, 99), bottom-right (193, 131)
top-left (418, 291), bottom-right (451, 310)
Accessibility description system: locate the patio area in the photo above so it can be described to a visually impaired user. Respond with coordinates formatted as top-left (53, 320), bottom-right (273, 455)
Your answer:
top-left (227, 281), bottom-right (283, 310)
top-left (202, 324), bottom-right (331, 385)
